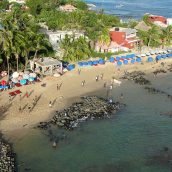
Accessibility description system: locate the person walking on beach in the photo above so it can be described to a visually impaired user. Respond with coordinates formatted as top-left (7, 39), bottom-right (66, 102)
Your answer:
top-left (9, 95), bottom-right (11, 102)
top-left (110, 84), bottom-right (113, 90)
top-left (78, 68), bottom-right (81, 75)
top-left (104, 82), bottom-right (107, 88)
top-left (120, 93), bottom-right (124, 99)
top-left (95, 76), bottom-right (99, 82)
top-left (81, 80), bottom-right (85, 87)
top-left (100, 73), bottom-right (104, 80)
top-left (57, 84), bottom-right (59, 91)
top-left (49, 101), bottom-right (52, 108)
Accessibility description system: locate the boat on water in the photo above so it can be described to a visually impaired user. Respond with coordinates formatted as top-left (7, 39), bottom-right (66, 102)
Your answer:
top-left (115, 4), bottom-right (124, 9)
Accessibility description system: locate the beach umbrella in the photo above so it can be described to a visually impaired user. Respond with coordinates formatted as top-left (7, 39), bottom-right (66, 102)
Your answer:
top-left (131, 59), bottom-right (135, 64)
top-left (88, 61), bottom-right (93, 66)
top-left (23, 74), bottom-right (29, 79)
top-left (99, 59), bottom-right (105, 64)
top-left (83, 62), bottom-right (88, 66)
top-left (156, 55), bottom-right (161, 60)
top-left (29, 73), bottom-right (37, 78)
top-left (117, 61), bottom-right (122, 66)
top-left (123, 60), bottom-right (128, 65)
top-left (28, 77), bottom-right (35, 82)
top-left (12, 72), bottom-right (19, 79)
top-left (1, 80), bottom-right (7, 86)
top-left (109, 57), bottom-right (114, 62)
top-left (20, 79), bottom-right (27, 85)
top-left (93, 61), bottom-right (98, 65)
top-left (116, 56), bottom-right (120, 61)
top-left (78, 62), bottom-right (83, 67)
top-left (147, 57), bottom-right (153, 62)
top-left (11, 78), bottom-right (18, 83)
top-left (136, 57), bottom-right (142, 62)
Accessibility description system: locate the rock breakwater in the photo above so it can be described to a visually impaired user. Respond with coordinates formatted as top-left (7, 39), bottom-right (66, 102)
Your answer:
top-left (0, 134), bottom-right (16, 172)
top-left (37, 96), bottom-right (125, 130)
top-left (121, 71), bottom-right (151, 85)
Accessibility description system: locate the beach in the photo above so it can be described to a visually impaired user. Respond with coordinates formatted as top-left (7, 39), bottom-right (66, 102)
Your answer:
top-left (1, 57), bottom-right (172, 136)
top-left (1, 57), bottom-right (172, 171)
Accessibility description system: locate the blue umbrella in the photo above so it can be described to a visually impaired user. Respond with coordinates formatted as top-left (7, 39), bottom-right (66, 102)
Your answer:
top-left (147, 57), bottom-right (153, 62)
top-left (109, 57), bottom-right (114, 62)
top-left (88, 61), bottom-right (93, 66)
top-left (131, 59), bottom-right (135, 64)
top-left (136, 57), bottom-right (142, 62)
top-left (116, 56), bottom-right (120, 61)
top-left (117, 61), bottom-right (122, 66)
top-left (123, 60), bottom-right (128, 65)
top-left (20, 79), bottom-right (27, 85)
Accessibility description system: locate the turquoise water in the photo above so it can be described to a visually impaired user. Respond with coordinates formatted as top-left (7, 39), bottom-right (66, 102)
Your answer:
top-left (13, 74), bottom-right (172, 172)
top-left (85, 0), bottom-right (172, 19)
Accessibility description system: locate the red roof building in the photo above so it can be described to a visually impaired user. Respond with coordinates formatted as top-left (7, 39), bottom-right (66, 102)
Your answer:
top-left (109, 27), bottom-right (139, 49)
top-left (148, 15), bottom-right (167, 24)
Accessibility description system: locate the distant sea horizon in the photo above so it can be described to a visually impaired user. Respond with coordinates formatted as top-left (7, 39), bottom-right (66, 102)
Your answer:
top-left (84, 0), bottom-right (172, 20)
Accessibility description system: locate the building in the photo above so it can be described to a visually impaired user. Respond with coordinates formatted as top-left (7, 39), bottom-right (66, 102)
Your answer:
top-left (135, 21), bottom-right (151, 31)
top-left (8, 0), bottom-right (26, 4)
top-left (95, 41), bottom-right (129, 53)
top-left (167, 18), bottom-right (172, 26)
top-left (42, 29), bottom-right (85, 56)
top-left (30, 57), bottom-right (63, 75)
top-left (148, 15), bottom-right (167, 24)
top-left (59, 4), bottom-right (77, 12)
top-left (109, 27), bottom-right (139, 49)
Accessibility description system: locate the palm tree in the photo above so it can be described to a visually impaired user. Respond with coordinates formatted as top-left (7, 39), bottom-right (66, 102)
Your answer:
top-left (12, 31), bottom-right (25, 71)
top-left (162, 25), bottom-right (172, 46)
top-left (32, 33), bottom-right (50, 61)
top-left (0, 29), bottom-right (13, 80)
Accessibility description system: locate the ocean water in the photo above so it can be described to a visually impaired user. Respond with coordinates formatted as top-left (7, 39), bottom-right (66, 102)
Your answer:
top-left (12, 73), bottom-right (172, 172)
top-left (85, 0), bottom-right (172, 19)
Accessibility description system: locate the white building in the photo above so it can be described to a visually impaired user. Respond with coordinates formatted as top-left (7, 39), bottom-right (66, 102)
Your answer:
top-left (43, 29), bottom-right (85, 56)
top-left (167, 18), bottom-right (172, 26)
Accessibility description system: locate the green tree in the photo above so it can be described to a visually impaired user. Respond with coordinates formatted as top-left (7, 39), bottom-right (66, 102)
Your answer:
top-left (0, 29), bottom-right (13, 80)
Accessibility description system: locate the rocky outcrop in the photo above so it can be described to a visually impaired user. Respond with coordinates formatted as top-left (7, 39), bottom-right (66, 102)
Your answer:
top-left (37, 96), bottom-right (125, 130)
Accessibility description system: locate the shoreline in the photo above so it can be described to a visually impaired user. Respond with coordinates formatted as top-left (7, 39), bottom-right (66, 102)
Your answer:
top-left (1, 58), bottom-right (172, 137)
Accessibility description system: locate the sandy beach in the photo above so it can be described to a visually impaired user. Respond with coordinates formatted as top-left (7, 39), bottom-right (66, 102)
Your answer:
top-left (1, 58), bottom-right (172, 136)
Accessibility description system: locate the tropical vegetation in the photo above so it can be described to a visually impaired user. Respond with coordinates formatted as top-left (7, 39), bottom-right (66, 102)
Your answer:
top-left (0, 4), bottom-right (51, 79)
